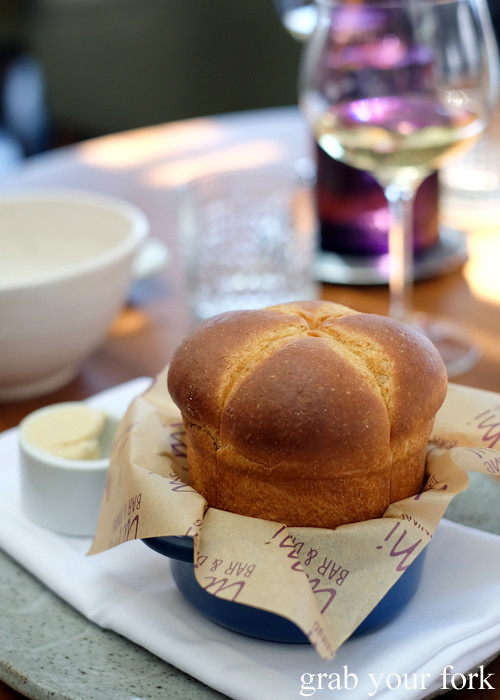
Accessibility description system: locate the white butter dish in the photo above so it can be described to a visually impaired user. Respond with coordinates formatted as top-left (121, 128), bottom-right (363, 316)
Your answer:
top-left (19, 402), bottom-right (121, 536)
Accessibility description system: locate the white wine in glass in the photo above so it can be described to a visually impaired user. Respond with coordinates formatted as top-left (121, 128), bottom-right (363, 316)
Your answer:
top-left (300, 0), bottom-right (499, 376)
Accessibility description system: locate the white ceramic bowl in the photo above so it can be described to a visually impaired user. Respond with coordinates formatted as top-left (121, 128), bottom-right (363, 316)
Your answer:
top-left (19, 401), bottom-right (121, 536)
top-left (0, 189), bottom-right (149, 400)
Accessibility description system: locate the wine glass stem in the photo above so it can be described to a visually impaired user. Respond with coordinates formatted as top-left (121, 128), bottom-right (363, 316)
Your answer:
top-left (385, 183), bottom-right (418, 324)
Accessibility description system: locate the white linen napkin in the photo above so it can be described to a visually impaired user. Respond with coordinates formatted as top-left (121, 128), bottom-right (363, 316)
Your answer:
top-left (0, 379), bottom-right (499, 700)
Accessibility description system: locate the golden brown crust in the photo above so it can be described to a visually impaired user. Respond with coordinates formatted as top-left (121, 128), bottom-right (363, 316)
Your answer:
top-left (167, 301), bottom-right (447, 529)
top-left (221, 335), bottom-right (390, 473)
top-left (166, 308), bottom-right (308, 432)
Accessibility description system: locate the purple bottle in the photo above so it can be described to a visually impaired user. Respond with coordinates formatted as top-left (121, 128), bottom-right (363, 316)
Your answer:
top-left (315, 147), bottom-right (439, 257)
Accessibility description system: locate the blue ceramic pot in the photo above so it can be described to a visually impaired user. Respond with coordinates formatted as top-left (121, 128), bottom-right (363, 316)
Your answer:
top-left (143, 535), bottom-right (427, 643)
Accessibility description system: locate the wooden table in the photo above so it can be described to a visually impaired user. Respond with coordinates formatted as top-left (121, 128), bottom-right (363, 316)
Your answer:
top-left (0, 107), bottom-right (498, 699)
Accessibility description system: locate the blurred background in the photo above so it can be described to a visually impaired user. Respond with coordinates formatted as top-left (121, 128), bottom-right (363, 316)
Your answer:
top-left (0, 0), bottom-right (303, 174)
top-left (0, 0), bottom-right (499, 177)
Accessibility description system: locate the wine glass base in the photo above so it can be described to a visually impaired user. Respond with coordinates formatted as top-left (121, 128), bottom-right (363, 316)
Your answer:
top-left (412, 312), bottom-right (481, 378)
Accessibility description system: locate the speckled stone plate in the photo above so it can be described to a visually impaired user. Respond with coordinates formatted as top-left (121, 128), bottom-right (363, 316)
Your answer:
top-left (0, 546), bottom-right (227, 700)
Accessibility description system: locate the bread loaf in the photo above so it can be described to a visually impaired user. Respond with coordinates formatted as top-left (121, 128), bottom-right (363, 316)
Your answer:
top-left (167, 301), bottom-right (447, 529)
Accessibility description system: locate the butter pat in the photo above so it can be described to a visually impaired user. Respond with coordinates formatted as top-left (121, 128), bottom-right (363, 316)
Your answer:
top-left (24, 405), bottom-right (107, 460)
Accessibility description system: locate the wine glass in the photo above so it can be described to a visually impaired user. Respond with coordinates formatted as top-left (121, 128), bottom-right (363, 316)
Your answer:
top-left (299, 0), bottom-right (499, 376)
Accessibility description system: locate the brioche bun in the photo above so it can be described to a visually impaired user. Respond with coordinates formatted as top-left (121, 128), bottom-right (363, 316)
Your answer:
top-left (167, 301), bottom-right (447, 529)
